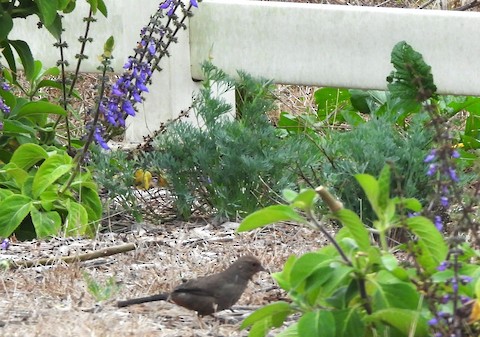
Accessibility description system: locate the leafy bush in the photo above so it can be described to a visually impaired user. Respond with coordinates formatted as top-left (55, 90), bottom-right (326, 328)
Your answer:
top-left (142, 63), bottom-right (301, 219)
top-left (237, 41), bottom-right (479, 337)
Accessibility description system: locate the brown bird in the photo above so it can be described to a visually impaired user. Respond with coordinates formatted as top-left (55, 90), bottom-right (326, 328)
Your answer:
top-left (117, 255), bottom-right (265, 316)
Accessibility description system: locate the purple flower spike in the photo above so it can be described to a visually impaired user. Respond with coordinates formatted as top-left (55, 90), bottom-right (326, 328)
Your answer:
top-left (190, 0), bottom-right (198, 7)
top-left (434, 215), bottom-right (443, 231)
top-left (424, 149), bottom-right (436, 163)
top-left (1, 238), bottom-right (10, 250)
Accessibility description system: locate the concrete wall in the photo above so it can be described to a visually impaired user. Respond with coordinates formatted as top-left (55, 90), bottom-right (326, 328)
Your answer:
top-left (9, 0), bottom-right (480, 143)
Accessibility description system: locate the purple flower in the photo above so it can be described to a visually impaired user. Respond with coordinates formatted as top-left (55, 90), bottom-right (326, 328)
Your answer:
top-left (440, 196), bottom-right (448, 207)
top-left (427, 163), bottom-right (437, 176)
top-left (428, 317), bottom-right (438, 326)
top-left (460, 276), bottom-right (473, 284)
top-left (451, 150), bottom-right (460, 158)
top-left (94, 127), bottom-right (109, 149)
top-left (190, 0), bottom-right (198, 7)
top-left (1, 82), bottom-right (10, 91)
top-left (1, 238), bottom-right (9, 250)
top-left (424, 150), bottom-right (436, 163)
top-left (447, 167), bottom-right (458, 182)
top-left (0, 98), bottom-right (10, 114)
top-left (148, 42), bottom-right (156, 55)
top-left (160, 0), bottom-right (175, 16)
top-left (122, 100), bottom-right (136, 116)
top-left (437, 261), bottom-right (448, 271)
top-left (434, 215), bottom-right (443, 231)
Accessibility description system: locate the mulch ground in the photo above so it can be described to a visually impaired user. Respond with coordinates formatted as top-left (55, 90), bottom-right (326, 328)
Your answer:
top-left (1, 214), bottom-right (329, 336)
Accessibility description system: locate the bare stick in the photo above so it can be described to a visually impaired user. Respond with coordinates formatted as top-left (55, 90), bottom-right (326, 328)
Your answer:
top-left (8, 243), bottom-right (137, 269)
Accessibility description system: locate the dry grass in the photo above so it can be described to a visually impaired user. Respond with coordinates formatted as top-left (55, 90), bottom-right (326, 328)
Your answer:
top-left (0, 221), bottom-right (328, 336)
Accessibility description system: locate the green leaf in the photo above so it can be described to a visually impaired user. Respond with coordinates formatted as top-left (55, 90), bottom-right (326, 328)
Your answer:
top-left (368, 308), bottom-right (429, 337)
top-left (282, 189), bottom-right (298, 203)
top-left (405, 216), bottom-right (448, 273)
top-left (10, 143), bottom-right (48, 170)
top-left (32, 154), bottom-right (72, 198)
top-left (314, 87), bottom-right (351, 122)
top-left (333, 209), bottom-right (370, 252)
top-left (2, 163), bottom-right (29, 186)
top-left (1, 120), bottom-right (36, 137)
top-left (238, 205), bottom-right (307, 232)
top-left (377, 165), bottom-right (390, 210)
top-left (240, 301), bottom-right (292, 330)
top-left (79, 186), bottom-right (102, 221)
top-left (275, 322), bottom-right (299, 337)
top-left (96, 0), bottom-right (108, 17)
top-left (371, 282), bottom-right (420, 311)
top-left (0, 10), bottom-right (13, 41)
top-left (298, 311), bottom-right (335, 337)
top-left (30, 208), bottom-right (61, 237)
top-left (17, 101), bottom-right (67, 117)
top-left (0, 194), bottom-right (33, 237)
top-left (65, 199), bottom-right (88, 236)
top-left (355, 173), bottom-right (380, 216)
top-left (103, 36), bottom-right (114, 58)
top-left (333, 308), bottom-right (366, 337)
top-left (8, 40), bottom-right (35, 81)
top-left (289, 253), bottom-right (331, 289)
top-left (35, 0), bottom-right (59, 27)
top-left (387, 41), bottom-right (436, 103)
top-left (290, 189), bottom-right (317, 211)
top-left (45, 14), bottom-right (63, 40)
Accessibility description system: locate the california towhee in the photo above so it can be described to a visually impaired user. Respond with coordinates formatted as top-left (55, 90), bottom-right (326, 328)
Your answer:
top-left (117, 255), bottom-right (265, 316)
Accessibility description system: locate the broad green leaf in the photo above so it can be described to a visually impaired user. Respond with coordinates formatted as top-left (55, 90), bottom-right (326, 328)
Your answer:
top-left (371, 282), bottom-right (420, 311)
top-left (0, 189), bottom-right (14, 201)
top-left (65, 199), bottom-right (88, 235)
top-left (241, 301), bottom-right (292, 330)
top-left (2, 163), bottom-right (29, 186)
top-left (1, 41), bottom-right (17, 78)
top-left (103, 36), bottom-right (114, 58)
top-left (31, 208), bottom-right (61, 237)
top-left (368, 308), bottom-right (429, 337)
top-left (39, 189), bottom-right (58, 211)
top-left (10, 143), bottom-right (48, 170)
top-left (32, 154), bottom-right (72, 198)
top-left (275, 322), bottom-right (299, 337)
top-left (355, 173), bottom-right (380, 216)
top-left (9, 40), bottom-right (35, 81)
top-left (298, 311), bottom-right (335, 337)
top-left (289, 253), bottom-right (331, 289)
top-left (333, 308), bottom-right (366, 337)
top-left (393, 197), bottom-right (422, 212)
top-left (96, 0), bottom-right (108, 17)
top-left (282, 189), bottom-right (298, 203)
top-left (333, 209), bottom-right (370, 251)
top-left (44, 14), bottom-right (63, 40)
top-left (406, 216), bottom-right (448, 272)
top-left (291, 189), bottom-right (317, 211)
top-left (0, 194), bottom-right (32, 237)
top-left (79, 186), bottom-right (102, 221)
top-left (0, 10), bottom-right (13, 41)
top-left (475, 278), bottom-right (480, 299)
top-left (314, 87), bottom-right (351, 122)
top-left (272, 255), bottom-right (297, 290)
top-left (387, 41), bottom-right (436, 103)
top-left (17, 101), bottom-right (67, 117)
top-left (35, 0), bottom-right (59, 27)
top-left (238, 205), bottom-right (307, 232)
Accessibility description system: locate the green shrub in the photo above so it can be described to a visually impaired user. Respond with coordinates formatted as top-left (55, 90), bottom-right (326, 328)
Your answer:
top-left (142, 63), bottom-right (300, 219)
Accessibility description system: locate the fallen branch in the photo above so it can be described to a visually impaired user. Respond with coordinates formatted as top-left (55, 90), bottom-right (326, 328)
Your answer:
top-left (8, 243), bottom-right (137, 269)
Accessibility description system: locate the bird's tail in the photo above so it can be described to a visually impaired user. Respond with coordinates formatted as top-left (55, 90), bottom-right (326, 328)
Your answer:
top-left (117, 293), bottom-right (169, 307)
